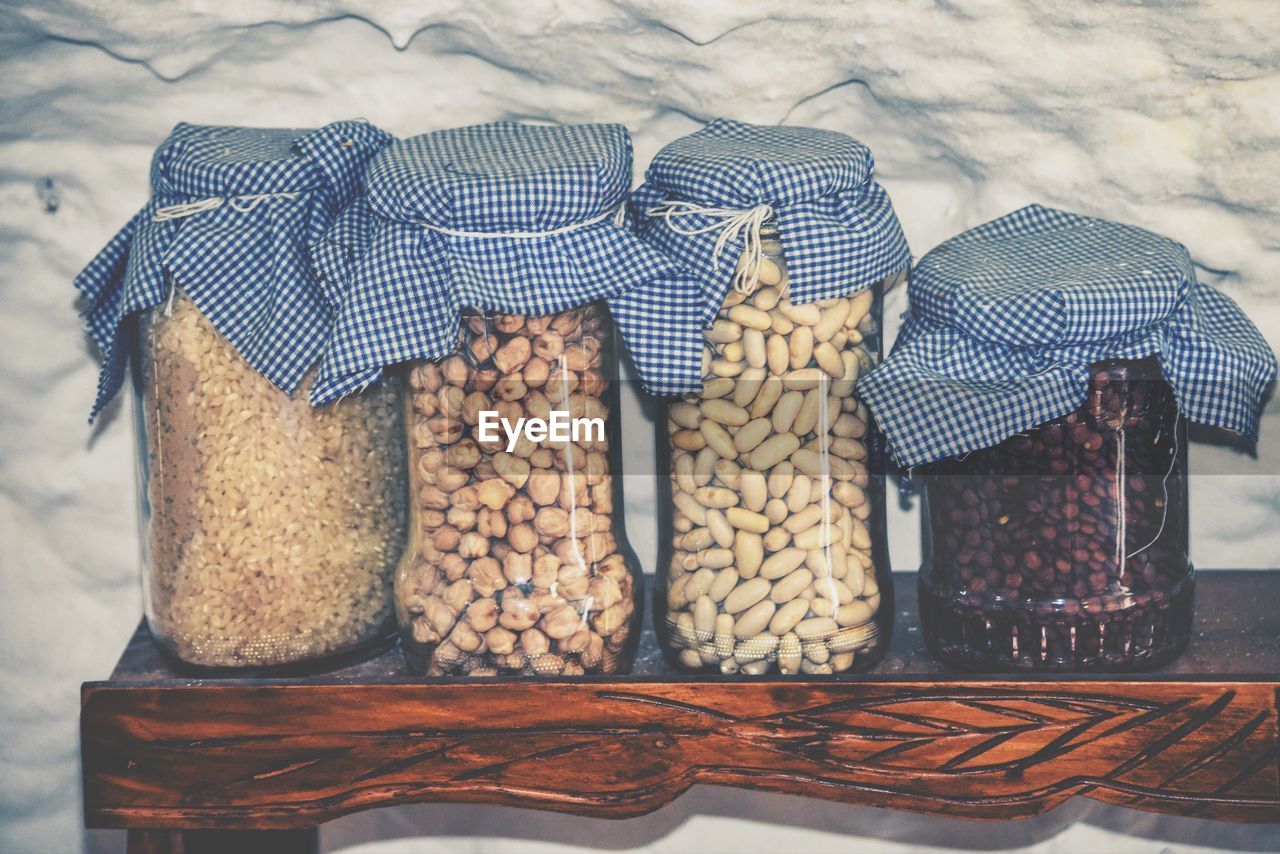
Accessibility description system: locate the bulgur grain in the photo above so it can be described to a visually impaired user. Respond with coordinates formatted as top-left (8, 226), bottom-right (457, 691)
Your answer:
top-left (138, 294), bottom-right (407, 668)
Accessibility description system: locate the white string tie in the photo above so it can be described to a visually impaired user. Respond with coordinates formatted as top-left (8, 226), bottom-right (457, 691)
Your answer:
top-left (421, 205), bottom-right (621, 239)
top-left (644, 201), bottom-right (775, 294)
top-left (153, 192), bottom-right (300, 222)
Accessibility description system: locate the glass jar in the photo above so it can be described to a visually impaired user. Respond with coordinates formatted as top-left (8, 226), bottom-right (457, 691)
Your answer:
top-left (919, 358), bottom-right (1193, 671)
top-left (657, 229), bottom-right (895, 674)
top-left (396, 303), bottom-right (643, 676)
top-left (134, 293), bottom-right (408, 669)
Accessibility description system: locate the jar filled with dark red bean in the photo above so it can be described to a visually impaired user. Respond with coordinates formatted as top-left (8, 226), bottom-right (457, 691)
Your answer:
top-left (918, 357), bottom-right (1192, 671)
top-left (861, 205), bottom-right (1276, 673)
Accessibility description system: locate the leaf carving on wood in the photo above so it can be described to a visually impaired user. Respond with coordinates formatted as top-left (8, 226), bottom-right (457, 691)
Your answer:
top-left (81, 683), bottom-right (1280, 825)
top-left (435, 687), bottom-right (1278, 817)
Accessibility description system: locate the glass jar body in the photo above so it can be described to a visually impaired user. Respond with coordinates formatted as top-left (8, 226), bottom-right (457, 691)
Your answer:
top-left (395, 303), bottom-right (643, 676)
top-left (657, 237), bottom-right (897, 675)
top-left (133, 293), bottom-right (408, 670)
top-left (919, 358), bottom-right (1193, 671)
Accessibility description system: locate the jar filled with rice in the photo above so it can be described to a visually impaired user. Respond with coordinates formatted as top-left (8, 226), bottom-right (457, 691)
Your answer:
top-left (76, 121), bottom-right (407, 669)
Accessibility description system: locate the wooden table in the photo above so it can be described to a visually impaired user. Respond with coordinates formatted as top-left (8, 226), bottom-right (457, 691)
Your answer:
top-left (82, 571), bottom-right (1280, 853)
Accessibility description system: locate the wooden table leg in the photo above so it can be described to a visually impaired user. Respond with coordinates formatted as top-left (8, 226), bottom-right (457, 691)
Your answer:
top-left (127, 828), bottom-right (319, 854)
top-left (126, 832), bottom-right (180, 854)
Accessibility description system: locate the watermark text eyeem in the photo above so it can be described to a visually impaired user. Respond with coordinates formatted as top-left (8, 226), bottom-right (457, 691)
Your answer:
top-left (477, 410), bottom-right (605, 453)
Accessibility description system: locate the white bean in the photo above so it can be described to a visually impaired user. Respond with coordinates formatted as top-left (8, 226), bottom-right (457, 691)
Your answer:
top-left (723, 577), bottom-right (771, 614)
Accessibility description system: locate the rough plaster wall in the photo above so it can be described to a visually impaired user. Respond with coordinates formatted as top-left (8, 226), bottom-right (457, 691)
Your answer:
top-left (0, 2), bottom-right (1277, 852)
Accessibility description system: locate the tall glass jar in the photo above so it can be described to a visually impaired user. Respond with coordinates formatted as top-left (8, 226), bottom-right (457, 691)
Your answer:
top-left (657, 228), bottom-right (896, 674)
top-left (134, 293), bottom-right (408, 670)
top-left (395, 303), bottom-right (643, 676)
top-left (918, 358), bottom-right (1193, 671)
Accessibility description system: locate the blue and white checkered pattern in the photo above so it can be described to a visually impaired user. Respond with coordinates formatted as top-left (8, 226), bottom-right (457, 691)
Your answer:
top-left (857, 204), bottom-right (1278, 467)
top-left (613, 119), bottom-right (912, 395)
top-left (74, 120), bottom-right (392, 420)
top-left (311, 122), bottom-right (694, 403)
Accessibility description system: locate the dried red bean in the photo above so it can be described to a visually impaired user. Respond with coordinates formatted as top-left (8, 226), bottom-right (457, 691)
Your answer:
top-left (920, 359), bottom-right (1194, 671)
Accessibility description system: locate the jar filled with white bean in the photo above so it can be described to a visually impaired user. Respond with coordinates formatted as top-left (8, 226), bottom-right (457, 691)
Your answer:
top-left (659, 227), bottom-right (897, 674)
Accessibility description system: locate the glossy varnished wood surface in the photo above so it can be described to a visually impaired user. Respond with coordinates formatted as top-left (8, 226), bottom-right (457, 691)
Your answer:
top-left (83, 572), bottom-right (1280, 830)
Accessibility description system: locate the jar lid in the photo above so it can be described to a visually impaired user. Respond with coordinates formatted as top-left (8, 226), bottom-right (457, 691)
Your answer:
top-left (310, 122), bottom-right (690, 405)
top-left (364, 122), bottom-right (630, 232)
top-left (75, 120), bottom-right (392, 420)
top-left (611, 119), bottom-right (911, 396)
top-left (909, 204), bottom-right (1193, 346)
top-left (642, 119), bottom-right (877, 209)
top-left (858, 205), bottom-right (1278, 467)
top-left (629, 120), bottom-right (911, 312)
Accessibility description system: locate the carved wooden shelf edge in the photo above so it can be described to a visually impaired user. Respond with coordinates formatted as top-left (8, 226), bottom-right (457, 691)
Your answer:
top-left (81, 573), bottom-right (1280, 830)
top-left (81, 679), bottom-right (1280, 828)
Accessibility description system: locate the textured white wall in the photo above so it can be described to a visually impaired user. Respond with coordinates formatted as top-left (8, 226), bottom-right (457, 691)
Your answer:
top-left (2, 2), bottom-right (1278, 852)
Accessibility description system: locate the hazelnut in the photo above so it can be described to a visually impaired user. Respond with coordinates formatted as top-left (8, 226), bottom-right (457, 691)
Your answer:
top-left (475, 478), bottom-right (516, 510)
top-left (526, 469), bottom-right (561, 506)
top-left (542, 604), bottom-right (583, 640)
top-left (508, 522), bottom-right (538, 553)
top-left (494, 452), bottom-right (531, 488)
top-left (534, 507), bottom-right (570, 537)
top-left (466, 598), bottom-right (499, 632)
top-left (503, 551), bottom-right (532, 585)
top-left (441, 355), bottom-right (469, 386)
top-left (458, 531), bottom-right (489, 558)
top-left (523, 356), bottom-right (550, 388)
top-left (484, 626), bottom-right (517, 655)
top-left (468, 557), bottom-right (506, 597)
top-left (492, 336), bottom-right (532, 375)
top-left (533, 330), bottom-right (564, 360)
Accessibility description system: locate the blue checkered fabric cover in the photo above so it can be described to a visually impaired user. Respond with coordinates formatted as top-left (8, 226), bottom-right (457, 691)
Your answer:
top-left (857, 204), bottom-right (1278, 467)
top-left (311, 195), bottom-right (380, 313)
top-left (612, 119), bottom-right (912, 395)
top-left (311, 121), bottom-right (692, 404)
top-left (74, 120), bottom-right (392, 419)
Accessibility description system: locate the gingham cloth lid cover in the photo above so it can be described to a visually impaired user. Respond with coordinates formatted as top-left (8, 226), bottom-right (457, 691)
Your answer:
top-left (857, 204), bottom-right (1278, 468)
top-left (74, 120), bottom-right (392, 420)
top-left (611, 119), bottom-right (912, 396)
top-left (311, 121), bottom-right (692, 405)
